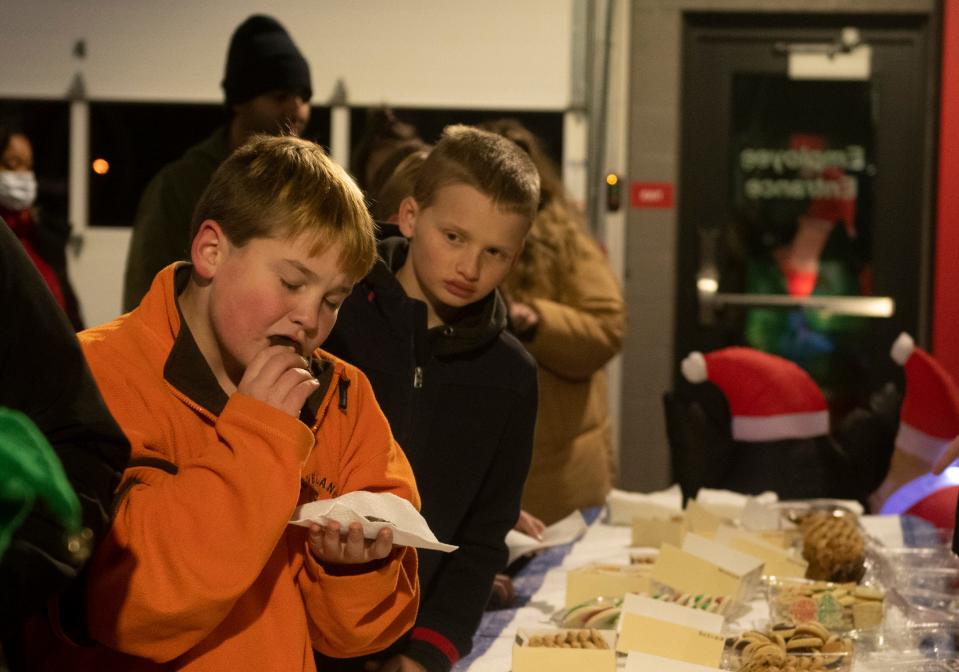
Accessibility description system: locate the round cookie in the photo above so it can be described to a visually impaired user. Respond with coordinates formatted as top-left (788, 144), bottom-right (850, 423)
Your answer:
top-left (786, 636), bottom-right (825, 650)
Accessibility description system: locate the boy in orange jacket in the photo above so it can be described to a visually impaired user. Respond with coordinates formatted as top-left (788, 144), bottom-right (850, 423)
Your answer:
top-left (57, 135), bottom-right (420, 671)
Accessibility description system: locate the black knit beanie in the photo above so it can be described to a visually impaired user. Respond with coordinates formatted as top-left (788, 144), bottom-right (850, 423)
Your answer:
top-left (222, 15), bottom-right (312, 106)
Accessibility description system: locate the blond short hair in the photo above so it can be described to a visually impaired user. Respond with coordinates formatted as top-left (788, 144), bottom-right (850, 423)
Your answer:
top-left (413, 125), bottom-right (540, 225)
top-left (192, 134), bottom-right (376, 280)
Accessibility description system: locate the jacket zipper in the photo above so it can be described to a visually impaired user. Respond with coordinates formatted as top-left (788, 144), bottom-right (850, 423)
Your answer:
top-left (413, 366), bottom-right (423, 389)
top-left (167, 383), bottom-right (218, 423)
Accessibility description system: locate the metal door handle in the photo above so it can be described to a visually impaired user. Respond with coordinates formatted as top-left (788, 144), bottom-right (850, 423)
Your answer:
top-left (700, 290), bottom-right (894, 318)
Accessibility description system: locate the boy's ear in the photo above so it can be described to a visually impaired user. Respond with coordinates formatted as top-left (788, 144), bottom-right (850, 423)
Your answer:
top-left (396, 196), bottom-right (420, 239)
top-left (191, 219), bottom-right (229, 280)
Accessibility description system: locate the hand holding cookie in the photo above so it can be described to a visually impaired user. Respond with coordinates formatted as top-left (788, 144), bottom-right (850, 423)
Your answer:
top-left (238, 344), bottom-right (318, 417)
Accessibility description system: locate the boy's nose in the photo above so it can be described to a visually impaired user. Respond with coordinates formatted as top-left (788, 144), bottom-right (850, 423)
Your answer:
top-left (457, 251), bottom-right (481, 281)
top-left (290, 302), bottom-right (320, 336)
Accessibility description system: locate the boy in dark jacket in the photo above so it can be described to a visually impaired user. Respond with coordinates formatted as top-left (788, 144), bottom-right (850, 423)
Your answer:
top-left (321, 125), bottom-right (540, 672)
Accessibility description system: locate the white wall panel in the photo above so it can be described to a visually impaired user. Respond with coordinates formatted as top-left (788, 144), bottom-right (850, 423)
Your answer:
top-left (0, 0), bottom-right (573, 109)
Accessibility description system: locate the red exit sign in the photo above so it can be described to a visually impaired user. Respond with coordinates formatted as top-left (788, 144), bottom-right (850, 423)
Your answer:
top-left (630, 182), bottom-right (674, 209)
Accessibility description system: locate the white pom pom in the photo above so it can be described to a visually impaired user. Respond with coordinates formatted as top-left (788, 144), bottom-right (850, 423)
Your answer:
top-left (890, 332), bottom-right (915, 366)
top-left (681, 351), bottom-right (708, 383)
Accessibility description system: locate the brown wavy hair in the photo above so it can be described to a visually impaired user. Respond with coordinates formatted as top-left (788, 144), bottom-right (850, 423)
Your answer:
top-left (479, 118), bottom-right (584, 301)
top-left (372, 149), bottom-right (430, 222)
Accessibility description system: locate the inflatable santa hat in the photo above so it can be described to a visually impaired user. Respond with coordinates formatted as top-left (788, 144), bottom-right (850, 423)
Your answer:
top-left (680, 346), bottom-right (829, 442)
top-left (889, 332), bottom-right (959, 464)
top-left (874, 333), bottom-right (959, 527)
top-left (879, 470), bottom-right (959, 529)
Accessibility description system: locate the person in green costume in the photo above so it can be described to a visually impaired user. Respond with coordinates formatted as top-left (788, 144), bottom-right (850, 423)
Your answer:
top-left (0, 408), bottom-right (82, 559)
top-left (0, 220), bottom-right (128, 664)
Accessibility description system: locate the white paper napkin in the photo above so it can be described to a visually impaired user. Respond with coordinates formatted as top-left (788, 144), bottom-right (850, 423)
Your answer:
top-left (606, 485), bottom-right (684, 525)
top-left (504, 510), bottom-right (588, 566)
top-left (289, 491), bottom-right (457, 553)
top-left (695, 488), bottom-right (778, 522)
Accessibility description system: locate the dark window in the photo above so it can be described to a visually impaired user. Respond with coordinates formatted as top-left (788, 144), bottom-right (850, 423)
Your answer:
top-left (89, 103), bottom-right (331, 227)
top-left (349, 106), bottom-right (564, 177)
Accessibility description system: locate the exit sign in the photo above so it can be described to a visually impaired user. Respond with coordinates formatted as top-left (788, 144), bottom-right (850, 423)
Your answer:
top-left (630, 182), bottom-right (674, 209)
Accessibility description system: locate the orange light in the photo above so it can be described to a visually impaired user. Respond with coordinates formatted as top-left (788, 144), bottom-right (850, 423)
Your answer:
top-left (92, 158), bottom-right (110, 175)
top-left (606, 173), bottom-right (618, 186)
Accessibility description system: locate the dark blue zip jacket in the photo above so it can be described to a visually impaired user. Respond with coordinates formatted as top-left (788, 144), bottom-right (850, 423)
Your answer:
top-left (321, 237), bottom-right (537, 672)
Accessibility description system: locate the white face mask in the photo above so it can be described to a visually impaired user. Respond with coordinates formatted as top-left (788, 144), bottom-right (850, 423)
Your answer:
top-left (0, 171), bottom-right (37, 211)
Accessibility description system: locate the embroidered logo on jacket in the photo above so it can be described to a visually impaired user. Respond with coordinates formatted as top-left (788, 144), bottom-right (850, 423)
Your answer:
top-left (300, 473), bottom-right (338, 502)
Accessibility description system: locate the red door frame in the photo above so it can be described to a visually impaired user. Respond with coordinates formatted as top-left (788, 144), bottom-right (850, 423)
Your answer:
top-left (934, 0), bottom-right (959, 379)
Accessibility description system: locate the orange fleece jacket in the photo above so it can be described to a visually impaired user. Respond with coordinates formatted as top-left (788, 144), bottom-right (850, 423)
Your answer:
top-left (73, 265), bottom-right (420, 671)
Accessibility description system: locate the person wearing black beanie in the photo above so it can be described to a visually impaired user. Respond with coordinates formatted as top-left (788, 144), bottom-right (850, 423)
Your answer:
top-left (222, 14), bottom-right (312, 147)
top-left (122, 14), bottom-right (312, 312)
top-left (223, 15), bottom-right (312, 107)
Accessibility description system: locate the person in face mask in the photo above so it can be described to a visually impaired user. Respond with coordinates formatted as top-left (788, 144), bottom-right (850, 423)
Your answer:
top-left (0, 125), bottom-right (84, 330)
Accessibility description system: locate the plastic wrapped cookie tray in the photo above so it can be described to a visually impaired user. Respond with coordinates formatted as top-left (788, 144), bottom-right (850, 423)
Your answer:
top-left (766, 577), bottom-right (885, 632)
top-left (512, 628), bottom-right (616, 672)
top-left (551, 596), bottom-right (623, 629)
top-left (722, 621), bottom-right (854, 672)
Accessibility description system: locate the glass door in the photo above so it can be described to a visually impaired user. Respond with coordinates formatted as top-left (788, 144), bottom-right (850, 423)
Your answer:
top-left (678, 14), bottom-right (935, 424)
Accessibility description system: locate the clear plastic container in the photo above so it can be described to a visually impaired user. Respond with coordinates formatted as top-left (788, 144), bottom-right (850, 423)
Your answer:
top-left (860, 658), bottom-right (959, 671)
top-left (722, 627), bottom-right (854, 671)
top-left (550, 595), bottom-right (622, 629)
top-left (888, 623), bottom-right (959, 658)
top-left (766, 577), bottom-right (885, 632)
top-left (645, 580), bottom-right (735, 616)
top-left (893, 567), bottom-right (959, 595)
top-left (872, 547), bottom-right (959, 589)
top-left (887, 587), bottom-right (959, 624)
top-left (899, 521), bottom-right (955, 549)
top-left (772, 499), bottom-right (863, 526)
top-left (722, 650), bottom-right (855, 671)
top-left (873, 546), bottom-right (959, 571)
top-left (844, 614), bottom-right (959, 672)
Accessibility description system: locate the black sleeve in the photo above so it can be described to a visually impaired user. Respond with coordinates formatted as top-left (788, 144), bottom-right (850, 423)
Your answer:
top-left (403, 373), bottom-right (538, 672)
top-left (122, 168), bottom-right (195, 312)
top-left (834, 382), bottom-right (901, 501)
top-left (0, 222), bottom-right (130, 633)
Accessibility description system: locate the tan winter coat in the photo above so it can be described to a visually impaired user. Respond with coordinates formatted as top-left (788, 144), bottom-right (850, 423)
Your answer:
top-left (507, 220), bottom-right (626, 524)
